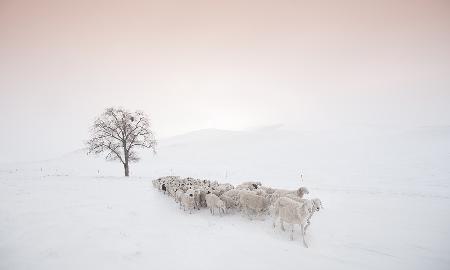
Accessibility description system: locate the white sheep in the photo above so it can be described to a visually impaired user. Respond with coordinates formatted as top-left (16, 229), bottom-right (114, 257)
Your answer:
top-left (168, 185), bottom-right (178, 198)
top-left (239, 190), bottom-right (270, 218)
top-left (221, 189), bottom-right (240, 209)
top-left (175, 189), bottom-right (184, 207)
top-left (198, 188), bottom-right (211, 208)
top-left (236, 181), bottom-right (262, 191)
top-left (213, 183), bottom-right (234, 196)
top-left (272, 187), bottom-right (309, 201)
top-left (193, 189), bottom-right (203, 210)
top-left (272, 197), bottom-right (314, 247)
top-left (259, 186), bottom-right (275, 194)
top-left (276, 196), bottom-right (322, 234)
top-left (205, 193), bottom-right (226, 216)
top-left (152, 176), bottom-right (321, 245)
top-left (222, 189), bottom-right (239, 198)
top-left (220, 194), bottom-right (237, 211)
top-left (181, 189), bottom-right (196, 214)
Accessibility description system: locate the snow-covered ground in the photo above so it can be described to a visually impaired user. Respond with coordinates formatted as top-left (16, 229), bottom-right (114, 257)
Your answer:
top-left (1, 126), bottom-right (449, 269)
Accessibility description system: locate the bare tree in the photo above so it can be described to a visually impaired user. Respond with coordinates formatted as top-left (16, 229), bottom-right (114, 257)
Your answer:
top-left (86, 107), bottom-right (156, 176)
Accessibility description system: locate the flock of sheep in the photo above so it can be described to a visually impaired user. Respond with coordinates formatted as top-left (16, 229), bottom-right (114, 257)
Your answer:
top-left (152, 176), bottom-right (323, 247)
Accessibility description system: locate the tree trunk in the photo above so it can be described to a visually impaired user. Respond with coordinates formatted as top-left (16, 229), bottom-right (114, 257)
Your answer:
top-left (123, 142), bottom-right (129, 177)
top-left (124, 162), bottom-right (129, 177)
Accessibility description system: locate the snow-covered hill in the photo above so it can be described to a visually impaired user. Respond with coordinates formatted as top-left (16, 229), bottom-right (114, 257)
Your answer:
top-left (0, 126), bottom-right (449, 269)
top-left (2, 126), bottom-right (449, 193)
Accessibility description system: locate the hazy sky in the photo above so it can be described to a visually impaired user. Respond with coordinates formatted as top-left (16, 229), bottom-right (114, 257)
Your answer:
top-left (1, 0), bottom-right (450, 162)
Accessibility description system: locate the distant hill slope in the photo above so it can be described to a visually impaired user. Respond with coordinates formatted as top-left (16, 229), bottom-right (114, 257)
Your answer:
top-left (1, 126), bottom-right (449, 192)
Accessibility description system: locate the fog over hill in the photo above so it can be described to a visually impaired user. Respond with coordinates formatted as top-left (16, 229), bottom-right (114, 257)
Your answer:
top-left (2, 125), bottom-right (449, 196)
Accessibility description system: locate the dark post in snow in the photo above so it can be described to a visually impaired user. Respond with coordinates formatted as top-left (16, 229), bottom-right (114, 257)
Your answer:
top-left (86, 107), bottom-right (157, 177)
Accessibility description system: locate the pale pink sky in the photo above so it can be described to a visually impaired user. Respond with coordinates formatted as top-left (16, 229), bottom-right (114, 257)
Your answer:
top-left (0, 0), bottom-right (450, 161)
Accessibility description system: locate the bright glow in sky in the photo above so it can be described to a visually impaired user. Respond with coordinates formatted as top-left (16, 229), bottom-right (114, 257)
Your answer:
top-left (1, 0), bottom-right (450, 162)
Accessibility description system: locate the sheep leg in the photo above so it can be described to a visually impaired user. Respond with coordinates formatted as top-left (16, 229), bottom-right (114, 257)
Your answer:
top-left (304, 220), bottom-right (311, 234)
top-left (280, 220), bottom-right (285, 231)
top-left (301, 224), bottom-right (308, 248)
top-left (272, 216), bottom-right (277, 229)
